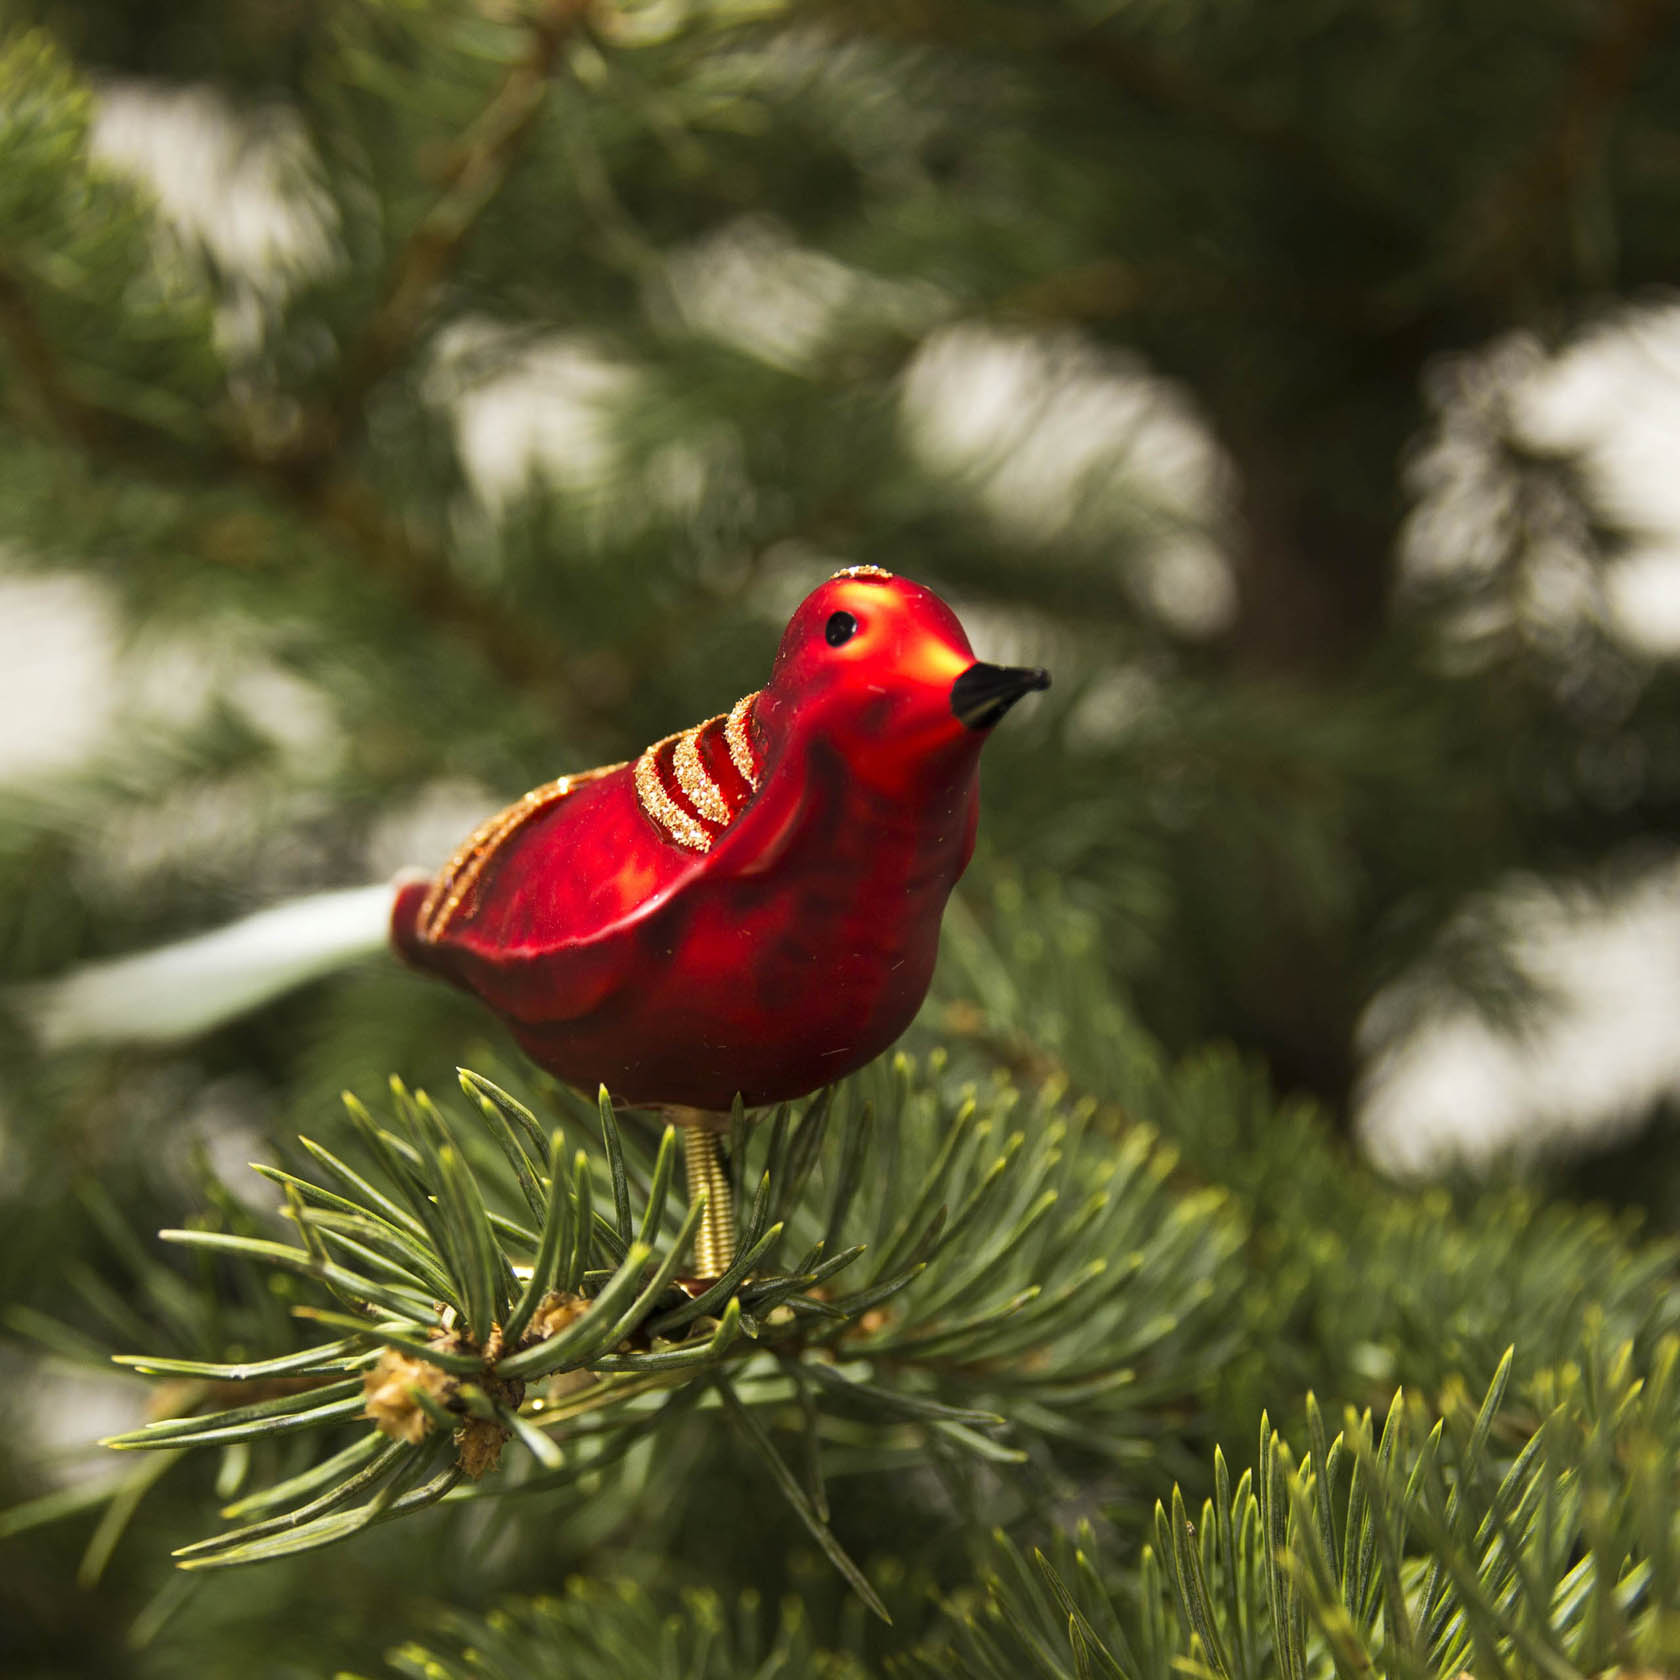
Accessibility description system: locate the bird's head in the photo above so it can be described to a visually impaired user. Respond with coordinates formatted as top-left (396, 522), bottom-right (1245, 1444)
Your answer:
top-left (760, 567), bottom-right (1049, 786)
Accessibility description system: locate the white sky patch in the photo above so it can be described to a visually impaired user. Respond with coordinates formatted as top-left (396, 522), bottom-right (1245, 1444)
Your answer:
top-left (1145, 535), bottom-right (1238, 639)
top-left (939, 596), bottom-right (1062, 675)
top-left (900, 325), bottom-right (1235, 636)
top-left (1522, 309), bottom-right (1680, 534)
top-left (0, 573), bottom-right (118, 779)
top-left (430, 321), bottom-right (636, 509)
top-left (226, 659), bottom-right (341, 764)
top-left (0, 573), bottom-right (347, 901)
top-left (364, 778), bottom-right (502, 878)
top-left (0, 1351), bottom-right (146, 1490)
top-left (90, 79), bottom-right (338, 353)
top-left (185, 1077), bottom-right (279, 1210)
top-left (1401, 335), bottom-right (1542, 595)
top-left (1600, 548), bottom-right (1680, 653)
top-left (751, 541), bottom-right (850, 624)
top-left (1357, 858), bottom-right (1680, 1174)
top-left (116, 621), bottom-right (343, 776)
top-left (1403, 307), bottom-right (1680, 658)
top-left (1064, 665), bottom-right (1163, 750)
top-left (662, 215), bottom-right (945, 374)
top-left (1368, 306), bottom-right (1680, 1173)
top-left (1520, 307), bottom-right (1680, 656)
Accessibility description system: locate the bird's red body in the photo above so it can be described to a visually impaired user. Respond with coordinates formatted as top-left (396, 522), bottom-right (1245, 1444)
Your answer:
top-left (391, 570), bottom-right (1044, 1111)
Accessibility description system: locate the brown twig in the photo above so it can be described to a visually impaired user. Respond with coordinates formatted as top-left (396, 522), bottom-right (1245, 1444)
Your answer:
top-left (0, 263), bottom-right (107, 451)
top-left (252, 0), bottom-right (610, 714)
top-left (938, 1000), bottom-right (1069, 1092)
top-left (0, 274), bottom-right (600, 717)
top-left (304, 473), bottom-right (603, 715)
top-left (0, 261), bottom-right (224, 482)
top-left (1452, 0), bottom-right (1678, 302)
top-left (320, 0), bottom-right (596, 461)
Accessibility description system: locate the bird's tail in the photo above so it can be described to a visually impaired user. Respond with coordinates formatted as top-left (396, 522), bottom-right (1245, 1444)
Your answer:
top-left (11, 879), bottom-right (408, 1051)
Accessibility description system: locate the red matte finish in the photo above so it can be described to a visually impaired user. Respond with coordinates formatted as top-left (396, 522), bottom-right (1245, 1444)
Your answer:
top-left (391, 573), bottom-right (1006, 1110)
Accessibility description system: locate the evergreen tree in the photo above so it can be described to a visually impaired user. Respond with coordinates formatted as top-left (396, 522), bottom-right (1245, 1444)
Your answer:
top-left (2, 3), bottom-right (1678, 1674)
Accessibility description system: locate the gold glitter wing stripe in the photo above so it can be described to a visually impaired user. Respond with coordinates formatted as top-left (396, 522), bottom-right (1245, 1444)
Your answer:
top-left (674, 725), bottom-right (730, 824)
top-left (417, 761), bottom-right (624, 942)
top-left (635, 691), bottom-right (763, 850)
top-left (633, 741), bottom-right (713, 853)
top-left (725, 693), bottom-right (761, 788)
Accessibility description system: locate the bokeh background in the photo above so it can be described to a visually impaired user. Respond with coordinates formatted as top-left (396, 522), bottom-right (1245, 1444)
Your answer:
top-left (4, 0), bottom-right (1680, 1671)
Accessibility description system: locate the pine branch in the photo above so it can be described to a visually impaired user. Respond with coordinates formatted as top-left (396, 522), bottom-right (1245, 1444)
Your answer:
top-left (311, 0), bottom-right (596, 466)
top-left (934, 879), bottom-right (1680, 1415)
top-left (237, 0), bottom-right (616, 719)
top-left (0, 1171), bottom-right (343, 1587)
top-left (0, 260), bottom-right (114, 457)
top-left (920, 1335), bottom-right (1680, 1679)
top-left (814, 0), bottom-right (1383, 222)
top-left (377, 1577), bottom-right (865, 1680)
top-left (0, 17), bottom-right (615, 722)
top-left (64, 1054), bottom-right (1239, 1593)
top-left (0, 257), bottom-right (232, 489)
top-left (297, 473), bottom-right (613, 716)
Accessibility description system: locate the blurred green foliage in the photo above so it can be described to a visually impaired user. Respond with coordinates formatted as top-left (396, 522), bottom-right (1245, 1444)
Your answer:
top-left (3, 1), bottom-right (1680, 1674)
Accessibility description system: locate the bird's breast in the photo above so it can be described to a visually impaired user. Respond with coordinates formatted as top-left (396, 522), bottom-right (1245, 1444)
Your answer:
top-left (694, 757), bottom-right (980, 1062)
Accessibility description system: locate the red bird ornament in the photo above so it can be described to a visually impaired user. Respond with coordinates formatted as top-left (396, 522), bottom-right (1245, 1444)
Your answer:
top-left (390, 567), bottom-right (1048, 1121)
top-left (15, 567), bottom-right (1047, 1273)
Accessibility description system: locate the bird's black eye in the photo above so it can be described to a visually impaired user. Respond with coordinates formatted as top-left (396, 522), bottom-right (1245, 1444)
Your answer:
top-left (825, 610), bottom-right (858, 647)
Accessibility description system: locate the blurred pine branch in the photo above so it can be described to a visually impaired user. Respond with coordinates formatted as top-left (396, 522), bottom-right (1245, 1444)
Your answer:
top-left (5, 1), bottom-right (1680, 1672)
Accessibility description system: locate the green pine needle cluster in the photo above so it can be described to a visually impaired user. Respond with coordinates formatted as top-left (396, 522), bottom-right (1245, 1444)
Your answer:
top-left (382, 1579), bottom-right (868, 1680)
top-left (931, 1336), bottom-right (1680, 1680)
top-left (44, 1048), bottom-right (1236, 1606)
top-left (8, 901), bottom-right (1680, 1668)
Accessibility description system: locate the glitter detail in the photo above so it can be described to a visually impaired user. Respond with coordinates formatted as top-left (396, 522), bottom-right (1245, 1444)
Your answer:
top-left (725, 693), bottom-right (761, 788)
top-left (674, 726), bottom-right (730, 824)
top-left (635, 691), bottom-right (763, 851)
top-left (634, 741), bottom-right (713, 853)
top-left (831, 564), bottom-right (894, 581)
top-left (421, 693), bottom-right (765, 927)
top-left (418, 762), bottom-right (624, 941)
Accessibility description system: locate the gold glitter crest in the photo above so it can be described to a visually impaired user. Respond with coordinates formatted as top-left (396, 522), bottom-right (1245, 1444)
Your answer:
top-left (422, 696), bottom-right (765, 903)
top-left (831, 564), bottom-right (894, 581)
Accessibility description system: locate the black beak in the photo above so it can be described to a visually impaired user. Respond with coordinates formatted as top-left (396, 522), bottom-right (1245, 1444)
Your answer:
top-left (950, 662), bottom-right (1052, 730)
